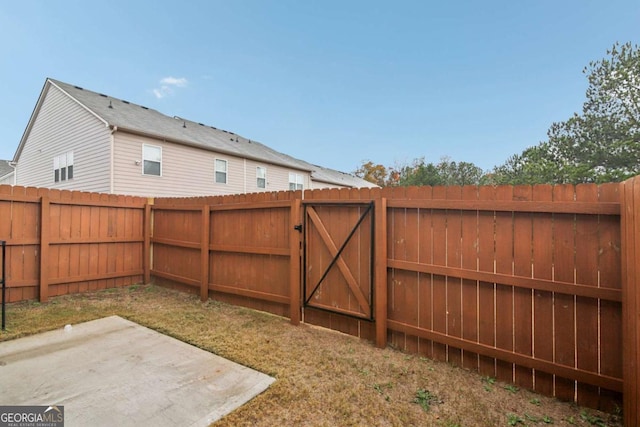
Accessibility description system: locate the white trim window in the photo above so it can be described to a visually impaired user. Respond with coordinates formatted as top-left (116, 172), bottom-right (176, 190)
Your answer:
top-left (142, 144), bottom-right (162, 176)
top-left (215, 159), bottom-right (227, 184)
top-left (289, 172), bottom-right (303, 190)
top-left (53, 151), bottom-right (74, 182)
top-left (257, 166), bottom-right (266, 189)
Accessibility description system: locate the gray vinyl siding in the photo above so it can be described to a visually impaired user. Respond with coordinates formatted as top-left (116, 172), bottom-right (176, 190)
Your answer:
top-left (113, 132), bottom-right (311, 197)
top-left (113, 133), bottom-right (216, 197)
top-left (0, 173), bottom-right (14, 185)
top-left (15, 84), bottom-right (111, 192)
top-left (243, 159), bottom-right (305, 193)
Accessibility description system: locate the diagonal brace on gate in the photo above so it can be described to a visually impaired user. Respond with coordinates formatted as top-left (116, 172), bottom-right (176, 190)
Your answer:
top-left (305, 203), bottom-right (373, 317)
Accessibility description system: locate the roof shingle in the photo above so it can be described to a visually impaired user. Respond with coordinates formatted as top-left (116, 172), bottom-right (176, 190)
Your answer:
top-left (45, 79), bottom-right (376, 188)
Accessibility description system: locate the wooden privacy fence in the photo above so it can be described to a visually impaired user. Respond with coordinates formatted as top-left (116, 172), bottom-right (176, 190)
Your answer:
top-left (1, 180), bottom-right (639, 425)
top-left (150, 190), bottom-right (301, 318)
top-left (0, 185), bottom-right (146, 302)
top-left (383, 183), bottom-right (622, 412)
top-left (148, 183), bottom-right (629, 418)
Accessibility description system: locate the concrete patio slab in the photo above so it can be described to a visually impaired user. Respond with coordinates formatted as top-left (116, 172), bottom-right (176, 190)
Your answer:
top-left (0, 316), bottom-right (275, 426)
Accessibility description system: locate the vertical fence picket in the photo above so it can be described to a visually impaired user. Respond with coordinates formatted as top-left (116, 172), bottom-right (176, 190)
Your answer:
top-left (461, 185), bottom-right (479, 372)
top-left (417, 186), bottom-right (434, 359)
top-left (200, 205), bottom-right (210, 302)
top-left (375, 195), bottom-right (388, 348)
top-left (552, 184), bottom-right (578, 401)
top-left (290, 194), bottom-right (302, 325)
top-left (532, 184), bottom-right (554, 396)
top-left (598, 183), bottom-right (623, 411)
top-left (477, 185), bottom-right (497, 378)
top-left (574, 184), bottom-right (600, 407)
top-left (22, 187), bottom-right (40, 301)
top-left (39, 190), bottom-right (50, 302)
top-left (431, 185), bottom-right (448, 362)
top-left (9, 187), bottom-right (24, 302)
top-left (512, 185), bottom-right (534, 390)
top-left (494, 186), bottom-right (515, 383)
top-left (446, 185), bottom-right (463, 367)
top-left (403, 187), bottom-right (420, 354)
top-left (621, 177), bottom-right (640, 426)
top-left (389, 186), bottom-right (408, 350)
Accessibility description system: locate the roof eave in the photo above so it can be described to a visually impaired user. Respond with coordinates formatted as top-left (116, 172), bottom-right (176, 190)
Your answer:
top-left (13, 80), bottom-right (50, 162)
top-left (113, 126), bottom-right (314, 173)
top-left (13, 79), bottom-right (110, 163)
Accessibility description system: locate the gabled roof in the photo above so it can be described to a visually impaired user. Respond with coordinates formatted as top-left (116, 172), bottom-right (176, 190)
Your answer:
top-left (14, 78), bottom-right (376, 188)
top-left (47, 79), bottom-right (319, 173)
top-left (0, 160), bottom-right (14, 178)
top-left (311, 165), bottom-right (378, 188)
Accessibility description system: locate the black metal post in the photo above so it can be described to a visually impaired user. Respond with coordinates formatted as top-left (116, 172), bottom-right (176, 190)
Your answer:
top-left (1, 240), bottom-right (5, 330)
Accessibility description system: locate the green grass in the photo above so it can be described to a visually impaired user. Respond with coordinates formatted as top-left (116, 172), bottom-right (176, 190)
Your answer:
top-left (0, 284), bottom-right (623, 427)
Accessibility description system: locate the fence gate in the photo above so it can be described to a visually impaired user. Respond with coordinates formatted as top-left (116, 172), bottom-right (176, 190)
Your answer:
top-left (302, 202), bottom-right (374, 320)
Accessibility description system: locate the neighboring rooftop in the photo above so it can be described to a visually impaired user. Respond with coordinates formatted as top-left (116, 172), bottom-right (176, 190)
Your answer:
top-left (41, 79), bottom-right (376, 188)
top-left (0, 160), bottom-right (14, 178)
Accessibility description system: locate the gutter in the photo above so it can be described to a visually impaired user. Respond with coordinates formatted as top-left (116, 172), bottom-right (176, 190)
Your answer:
top-left (112, 125), bottom-right (314, 174)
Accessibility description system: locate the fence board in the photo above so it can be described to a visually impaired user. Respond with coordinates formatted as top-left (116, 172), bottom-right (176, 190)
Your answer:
top-left (574, 184), bottom-right (600, 407)
top-left (532, 184), bottom-right (554, 396)
top-left (553, 185), bottom-right (578, 401)
top-left (461, 185), bottom-right (479, 372)
top-left (446, 186), bottom-right (463, 367)
top-left (598, 183), bottom-right (623, 411)
top-left (513, 185), bottom-right (533, 390)
top-left (431, 185), bottom-right (448, 362)
top-left (477, 185), bottom-right (497, 378)
top-left (417, 186), bottom-right (434, 359)
top-left (621, 177), bottom-right (640, 426)
top-left (495, 186), bottom-right (514, 383)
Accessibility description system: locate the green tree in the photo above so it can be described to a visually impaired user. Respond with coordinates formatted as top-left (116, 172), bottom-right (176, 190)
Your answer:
top-left (396, 157), bottom-right (485, 186)
top-left (492, 42), bottom-right (640, 184)
top-left (354, 160), bottom-right (389, 186)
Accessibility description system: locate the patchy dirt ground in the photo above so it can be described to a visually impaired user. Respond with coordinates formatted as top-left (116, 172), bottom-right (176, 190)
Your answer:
top-left (0, 285), bottom-right (622, 426)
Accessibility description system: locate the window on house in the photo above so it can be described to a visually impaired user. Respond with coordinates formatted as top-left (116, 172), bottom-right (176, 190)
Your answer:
top-left (257, 166), bottom-right (266, 189)
top-left (142, 144), bottom-right (162, 176)
top-left (289, 172), bottom-right (303, 190)
top-left (215, 159), bottom-right (227, 184)
top-left (53, 151), bottom-right (74, 182)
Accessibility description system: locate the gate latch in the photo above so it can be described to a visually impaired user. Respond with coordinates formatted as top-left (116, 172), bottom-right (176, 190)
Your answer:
top-left (293, 224), bottom-right (303, 233)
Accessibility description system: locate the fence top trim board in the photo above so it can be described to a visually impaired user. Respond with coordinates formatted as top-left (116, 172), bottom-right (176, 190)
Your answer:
top-left (386, 199), bottom-right (620, 215)
top-left (0, 186), bottom-right (146, 208)
top-left (151, 200), bottom-right (292, 211)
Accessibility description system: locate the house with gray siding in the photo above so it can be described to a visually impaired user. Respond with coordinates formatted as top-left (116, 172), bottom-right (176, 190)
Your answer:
top-left (0, 160), bottom-right (15, 185)
top-left (12, 78), bottom-right (376, 197)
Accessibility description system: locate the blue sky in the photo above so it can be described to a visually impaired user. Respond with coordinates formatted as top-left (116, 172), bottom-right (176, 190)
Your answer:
top-left (0, 1), bottom-right (638, 174)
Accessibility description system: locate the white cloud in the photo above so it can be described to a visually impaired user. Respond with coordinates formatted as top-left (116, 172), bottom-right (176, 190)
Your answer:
top-left (152, 76), bottom-right (188, 99)
top-left (160, 76), bottom-right (188, 87)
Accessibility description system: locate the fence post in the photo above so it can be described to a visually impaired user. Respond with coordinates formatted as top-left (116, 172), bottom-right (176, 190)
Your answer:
top-left (374, 196), bottom-right (388, 348)
top-left (200, 205), bottom-right (210, 302)
top-left (289, 195), bottom-right (302, 325)
top-left (621, 177), bottom-right (640, 427)
top-left (39, 194), bottom-right (50, 302)
top-left (144, 199), bottom-right (153, 285)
